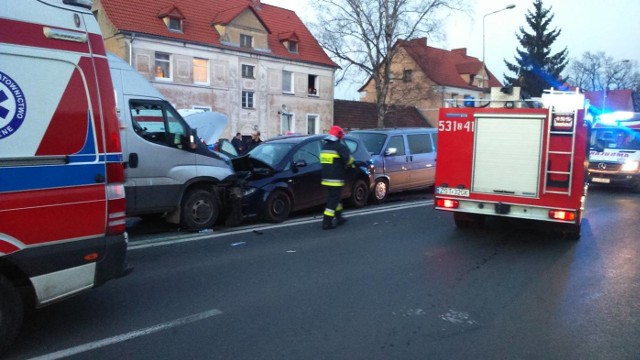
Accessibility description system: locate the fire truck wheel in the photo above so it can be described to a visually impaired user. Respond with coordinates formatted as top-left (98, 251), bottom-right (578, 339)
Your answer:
top-left (370, 179), bottom-right (388, 204)
top-left (562, 224), bottom-right (581, 240)
top-left (181, 189), bottom-right (219, 231)
top-left (0, 275), bottom-right (23, 354)
top-left (453, 212), bottom-right (485, 228)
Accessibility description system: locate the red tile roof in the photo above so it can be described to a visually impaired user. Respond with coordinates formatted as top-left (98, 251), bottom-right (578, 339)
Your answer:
top-left (585, 90), bottom-right (634, 112)
top-left (334, 100), bottom-right (431, 130)
top-left (400, 38), bottom-right (502, 90)
top-left (97, 0), bottom-right (337, 67)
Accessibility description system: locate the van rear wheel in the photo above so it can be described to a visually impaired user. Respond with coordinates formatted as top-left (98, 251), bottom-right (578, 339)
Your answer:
top-left (0, 275), bottom-right (23, 354)
top-left (181, 189), bottom-right (218, 231)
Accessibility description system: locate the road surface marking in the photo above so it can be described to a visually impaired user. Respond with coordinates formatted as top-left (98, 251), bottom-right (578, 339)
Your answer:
top-left (28, 309), bottom-right (223, 360)
top-left (129, 200), bottom-right (433, 250)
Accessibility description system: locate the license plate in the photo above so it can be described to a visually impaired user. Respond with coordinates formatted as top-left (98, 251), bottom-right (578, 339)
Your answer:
top-left (436, 187), bottom-right (470, 197)
top-left (592, 178), bottom-right (610, 184)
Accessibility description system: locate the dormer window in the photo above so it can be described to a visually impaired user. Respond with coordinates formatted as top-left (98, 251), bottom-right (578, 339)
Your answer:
top-left (288, 40), bottom-right (298, 53)
top-left (278, 32), bottom-right (300, 54)
top-left (168, 17), bottom-right (182, 32)
top-left (240, 34), bottom-right (253, 48)
top-left (158, 6), bottom-right (185, 33)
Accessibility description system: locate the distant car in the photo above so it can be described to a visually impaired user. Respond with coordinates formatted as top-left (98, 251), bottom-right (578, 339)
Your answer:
top-left (232, 134), bottom-right (374, 222)
top-left (350, 128), bottom-right (437, 203)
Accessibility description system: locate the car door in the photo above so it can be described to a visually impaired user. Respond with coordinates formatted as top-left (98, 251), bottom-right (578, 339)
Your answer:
top-left (406, 133), bottom-right (436, 189)
top-left (383, 135), bottom-right (411, 191)
top-left (287, 139), bottom-right (324, 210)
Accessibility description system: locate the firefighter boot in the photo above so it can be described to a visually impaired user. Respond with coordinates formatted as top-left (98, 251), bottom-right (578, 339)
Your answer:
top-left (335, 210), bottom-right (347, 226)
top-left (322, 215), bottom-right (337, 230)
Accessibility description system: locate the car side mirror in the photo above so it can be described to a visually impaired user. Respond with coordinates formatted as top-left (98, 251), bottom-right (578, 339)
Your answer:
top-left (384, 147), bottom-right (397, 156)
top-left (293, 159), bottom-right (308, 168)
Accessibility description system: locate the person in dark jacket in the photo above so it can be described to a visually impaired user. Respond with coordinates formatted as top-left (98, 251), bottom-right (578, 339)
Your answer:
top-left (320, 125), bottom-right (354, 230)
top-left (245, 130), bottom-right (263, 153)
top-left (231, 132), bottom-right (244, 154)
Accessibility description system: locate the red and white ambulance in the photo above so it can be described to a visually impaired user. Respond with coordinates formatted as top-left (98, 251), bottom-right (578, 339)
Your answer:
top-left (434, 89), bottom-right (589, 239)
top-left (588, 111), bottom-right (640, 191)
top-left (0, 0), bottom-right (130, 352)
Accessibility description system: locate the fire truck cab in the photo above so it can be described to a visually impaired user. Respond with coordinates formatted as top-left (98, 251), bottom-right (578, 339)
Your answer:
top-left (434, 88), bottom-right (589, 239)
top-left (588, 111), bottom-right (640, 191)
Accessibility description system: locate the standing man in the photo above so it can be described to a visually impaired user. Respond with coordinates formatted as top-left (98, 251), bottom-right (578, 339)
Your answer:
top-left (231, 132), bottom-right (244, 154)
top-left (245, 130), bottom-right (263, 153)
top-left (320, 125), bottom-right (354, 230)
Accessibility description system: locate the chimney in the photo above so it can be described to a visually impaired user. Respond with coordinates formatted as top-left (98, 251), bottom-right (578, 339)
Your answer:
top-left (251, 0), bottom-right (261, 10)
top-left (451, 48), bottom-right (467, 56)
top-left (410, 37), bottom-right (427, 46)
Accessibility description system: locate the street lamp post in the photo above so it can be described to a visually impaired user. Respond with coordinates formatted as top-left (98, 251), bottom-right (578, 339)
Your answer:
top-left (481, 4), bottom-right (516, 89)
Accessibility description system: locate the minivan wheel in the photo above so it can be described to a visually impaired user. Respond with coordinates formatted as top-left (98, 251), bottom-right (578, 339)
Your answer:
top-left (371, 179), bottom-right (388, 204)
top-left (349, 179), bottom-right (369, 208)
top-left (181, 189), bottom-right (218, 230)
top-left (264, 190), bottom-right (292, 223)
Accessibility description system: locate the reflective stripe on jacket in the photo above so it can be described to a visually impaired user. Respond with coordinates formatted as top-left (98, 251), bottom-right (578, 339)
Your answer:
top-left (320, 139), bottom-right (353, 187)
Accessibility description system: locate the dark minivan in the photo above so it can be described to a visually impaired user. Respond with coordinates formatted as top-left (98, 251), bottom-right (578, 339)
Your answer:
top-left (350, 128), bottom-right (437, 203)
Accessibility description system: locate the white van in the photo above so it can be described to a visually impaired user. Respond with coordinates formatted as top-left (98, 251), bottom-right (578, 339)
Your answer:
top-left (108, 54), bottom-right (242, 229)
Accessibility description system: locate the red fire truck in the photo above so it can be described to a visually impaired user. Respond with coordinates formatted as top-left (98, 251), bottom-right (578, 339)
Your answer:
top-left (434, 89), bottom-right (589, 239)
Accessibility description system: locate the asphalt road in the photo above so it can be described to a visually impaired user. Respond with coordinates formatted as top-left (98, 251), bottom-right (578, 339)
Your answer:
top-left (6, 186), bottom-right (640, 359)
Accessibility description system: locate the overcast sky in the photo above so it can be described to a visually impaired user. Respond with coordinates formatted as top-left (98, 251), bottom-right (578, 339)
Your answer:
top-left (261, 0), bottom-right (640, 99)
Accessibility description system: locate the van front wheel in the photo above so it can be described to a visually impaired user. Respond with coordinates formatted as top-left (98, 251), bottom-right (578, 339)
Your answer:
top-left (371, 179), bottom-right (388, 204)
top-left (181, 189), bottom-right (218, 231)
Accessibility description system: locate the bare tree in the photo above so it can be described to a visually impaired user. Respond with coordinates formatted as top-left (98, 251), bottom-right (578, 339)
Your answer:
top-left (566, 51), bottom-right (640, 91)
top-left (309, 0), bottom-right (465, 127)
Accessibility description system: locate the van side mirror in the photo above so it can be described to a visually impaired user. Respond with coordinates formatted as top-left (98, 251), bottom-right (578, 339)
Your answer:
top-left (384, 147), bottom-right (397, 156)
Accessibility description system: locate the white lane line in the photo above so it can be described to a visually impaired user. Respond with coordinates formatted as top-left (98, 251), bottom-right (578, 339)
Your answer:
top-left (28, 309), bottom-right (223, 360)
top-left (128, 200), bottom-right (433, 251)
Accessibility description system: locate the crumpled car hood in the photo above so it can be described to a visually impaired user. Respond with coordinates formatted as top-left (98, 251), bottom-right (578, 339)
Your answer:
top-left (231, 154), bottom-right (275, 179)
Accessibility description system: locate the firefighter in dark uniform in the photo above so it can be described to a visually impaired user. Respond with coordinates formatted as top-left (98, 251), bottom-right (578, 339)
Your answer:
top-left (320, 125), bottom-right (354, 230)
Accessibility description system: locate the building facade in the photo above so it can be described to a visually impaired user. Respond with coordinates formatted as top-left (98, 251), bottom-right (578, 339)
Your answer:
top-left (358, 38), bottom-right (502, 127)
top-left (93, 0), bottom-right (338, 140)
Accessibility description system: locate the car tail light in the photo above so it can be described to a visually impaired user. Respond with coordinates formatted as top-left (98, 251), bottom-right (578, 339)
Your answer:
top-left (549, 209), bottom-right (576, 221)
top-left (106, 163), bottom-right (126, 235)
top-left (436, 198), bottom-right (459, 209)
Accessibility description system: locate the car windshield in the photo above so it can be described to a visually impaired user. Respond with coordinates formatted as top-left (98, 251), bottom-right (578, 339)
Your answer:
top-left (351, 133), bottom-right (387, 154)
top-left (591, 129), bottom-right (640, 151)
top-left (248, 143), bottom-right (295, 167)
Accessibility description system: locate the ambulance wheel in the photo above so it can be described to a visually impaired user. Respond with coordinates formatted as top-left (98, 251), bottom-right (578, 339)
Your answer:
top-left (181, 189), bottom-right (219, 231)
top-left (348, 179), bottom-right (369, 208)
top-left (370, 179), bottom-right (388, 204)
top-left (453, 212), bottom-right (485, 228)
top-left (263, 190), bottom-right (291, 223)
top-left (0, 275), bottom-right (23, 354)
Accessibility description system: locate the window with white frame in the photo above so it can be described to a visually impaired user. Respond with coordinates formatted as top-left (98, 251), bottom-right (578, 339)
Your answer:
top-left (242, 91), bottom-right (254, 109)
top-left (168, 17), bottom-right (182, 32)
top-left (242, 64), bottom-right (255, 79)
top-left (282, 70), bottom-right (294, 93)
top-left (155, 52), bottom-right (171, 80)
top-left (240, 34), bottom-right (253, 48)
top-left (306, 114), bottom-right (319, 134)
top-left (281, 113), bottom-right (294, 133)
top-left (193, 58), bottom-right (209, 85)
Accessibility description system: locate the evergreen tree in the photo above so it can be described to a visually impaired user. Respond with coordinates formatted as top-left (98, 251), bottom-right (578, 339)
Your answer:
top-left (503, 0), bottom-right (568, 97)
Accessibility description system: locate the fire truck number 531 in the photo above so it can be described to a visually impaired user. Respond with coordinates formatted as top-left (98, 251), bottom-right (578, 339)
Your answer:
top-left (438, 120), bottom-right (474, 133)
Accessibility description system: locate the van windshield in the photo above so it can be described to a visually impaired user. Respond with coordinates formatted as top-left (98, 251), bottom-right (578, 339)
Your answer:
top-left (351, 133), bottom-right (387, 154)
top-left (591, 129), bottom-right (640, 151)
